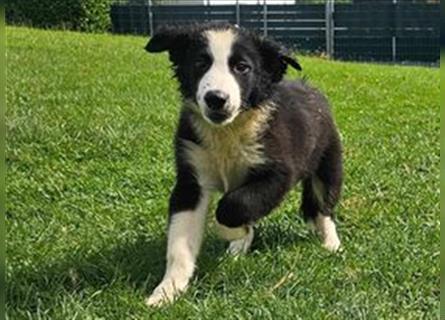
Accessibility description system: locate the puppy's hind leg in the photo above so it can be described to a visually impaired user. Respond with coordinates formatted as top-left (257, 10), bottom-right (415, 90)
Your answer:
top-left (301, 142), bottom-right (343, 252)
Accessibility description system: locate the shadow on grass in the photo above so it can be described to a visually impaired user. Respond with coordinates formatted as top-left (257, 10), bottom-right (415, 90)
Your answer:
top-left (7, 222), bottom-right (309, 313)
top-left (7, 236), bottom-right (167, 313)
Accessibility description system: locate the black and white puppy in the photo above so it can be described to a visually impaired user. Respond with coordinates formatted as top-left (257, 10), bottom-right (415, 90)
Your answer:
top-left (144, 23), bottom-right (343, 306)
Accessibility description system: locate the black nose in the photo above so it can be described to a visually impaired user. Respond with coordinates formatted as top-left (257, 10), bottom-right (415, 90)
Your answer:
top-left (204, 90), bottom-right (228, 111)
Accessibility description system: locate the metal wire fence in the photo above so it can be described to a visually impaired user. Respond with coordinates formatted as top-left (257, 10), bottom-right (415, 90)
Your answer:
top-left (110, 0), bottom-right (439, 63)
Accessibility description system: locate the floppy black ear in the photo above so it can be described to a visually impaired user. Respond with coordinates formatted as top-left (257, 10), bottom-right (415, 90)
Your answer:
top-left (146, 26), bottom-right (182, 52)
top-left (281, 54), bottom-right (302, 72)
top-left (145, 26), bottom-right (191, 65)
top-left (257, 37), bottom-right (302, 83)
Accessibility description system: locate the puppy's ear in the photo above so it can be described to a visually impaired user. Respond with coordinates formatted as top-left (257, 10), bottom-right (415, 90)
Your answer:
top-left (145, 26), bottom-right (189, 64)
top-left (280, 54), bottom-right (302, 72)
top-left (257, 38), bottom-right (302, 82)
top-left (145, 26), bottom-right (184, 52)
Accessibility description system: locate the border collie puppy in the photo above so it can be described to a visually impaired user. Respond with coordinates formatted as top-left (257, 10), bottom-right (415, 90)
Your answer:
top-left (144, 23), bottom-right (343, 306)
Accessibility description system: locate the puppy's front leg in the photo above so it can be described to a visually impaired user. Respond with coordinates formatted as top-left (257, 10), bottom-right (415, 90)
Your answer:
top-left (146, 180), bottom-right (208, 307)
top-left (216, 164), bottom-right (292, 254)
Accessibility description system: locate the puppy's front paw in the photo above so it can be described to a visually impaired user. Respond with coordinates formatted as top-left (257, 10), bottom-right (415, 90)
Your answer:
top-left (215, 222), bottom-right (249, 241)
top-left (145, 278), bottom-right (187, 307)
top-left (227, 225), bottom-right (254, 255)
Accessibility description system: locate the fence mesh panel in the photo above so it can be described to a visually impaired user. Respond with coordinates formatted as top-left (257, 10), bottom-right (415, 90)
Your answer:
top-left (7, 0), bottom-right (436, 63)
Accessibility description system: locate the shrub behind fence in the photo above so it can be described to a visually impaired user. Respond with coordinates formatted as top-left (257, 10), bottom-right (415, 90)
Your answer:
top-left (6, 0), bottom-right (112, 33)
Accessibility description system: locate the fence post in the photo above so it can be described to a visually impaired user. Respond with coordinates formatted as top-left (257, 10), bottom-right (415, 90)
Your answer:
top-left (263, 0), bottom-right (268, 37)
top-left (235, 0), bottom-right (240, 26)
top-left (331, 0), bottom-right (335, 58)
top-left (392, 0), bottom-right (397, 62)
top-left (148, 0), bottom-right (153, 37)
top-left (325, 0), bottom-right (334, 58)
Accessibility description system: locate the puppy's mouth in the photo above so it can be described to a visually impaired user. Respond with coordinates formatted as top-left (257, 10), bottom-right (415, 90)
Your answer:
top-left (205, 110), bottom-right (232, 125)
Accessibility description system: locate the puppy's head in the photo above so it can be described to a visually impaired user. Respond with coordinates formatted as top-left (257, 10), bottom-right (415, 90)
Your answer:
top-left (146, 23), bottom-right (301, 126)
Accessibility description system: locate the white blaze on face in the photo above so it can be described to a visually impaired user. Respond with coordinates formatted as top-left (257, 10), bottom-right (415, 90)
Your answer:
top-left (197, 29), bottom-right (242, 124)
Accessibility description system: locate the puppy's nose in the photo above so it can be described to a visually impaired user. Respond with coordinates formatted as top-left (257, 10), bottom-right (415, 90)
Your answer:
top-left (204, 90), bottom-right (228, 111)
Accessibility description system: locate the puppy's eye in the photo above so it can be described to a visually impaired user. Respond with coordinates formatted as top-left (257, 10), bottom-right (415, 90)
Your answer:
top-left (233, 62), bottom-right (251, 74)
top-left (195, 55), bottom-right (211, 69)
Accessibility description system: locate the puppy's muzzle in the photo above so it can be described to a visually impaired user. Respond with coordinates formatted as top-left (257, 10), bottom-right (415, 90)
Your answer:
top-left (204, 90), bottom-right (231, 124)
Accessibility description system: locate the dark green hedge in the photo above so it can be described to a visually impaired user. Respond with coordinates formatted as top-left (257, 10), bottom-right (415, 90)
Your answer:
top-left (6, 0), bottom-right (112, 33)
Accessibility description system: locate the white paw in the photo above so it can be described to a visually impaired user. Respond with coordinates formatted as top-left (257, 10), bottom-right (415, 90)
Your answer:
top-left (145, 278), bottom-right (187, 307)
top-left (216, 222), bottom-right (249, 241)
top-left (227, 225), bottom-right (254, 255)
top-left (322, 235), bottom-right (341, 252)
top-left (314, 215), bottom-right (341, 252)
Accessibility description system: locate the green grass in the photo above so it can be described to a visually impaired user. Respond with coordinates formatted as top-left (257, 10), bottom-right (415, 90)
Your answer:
top-left (6, 26), bottom-right (439, 319)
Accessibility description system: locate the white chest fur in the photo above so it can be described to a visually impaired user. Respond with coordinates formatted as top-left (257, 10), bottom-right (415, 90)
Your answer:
top-left (183, 107), bottom-right (272, 192)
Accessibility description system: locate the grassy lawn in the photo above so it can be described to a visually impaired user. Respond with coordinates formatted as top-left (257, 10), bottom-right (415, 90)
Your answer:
top-left (6, 27), bottom-right (439, 319)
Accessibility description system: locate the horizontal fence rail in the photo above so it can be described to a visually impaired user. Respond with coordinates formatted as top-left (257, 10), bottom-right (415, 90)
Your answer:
top-left (109, 0), bottom-right (439, 64)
